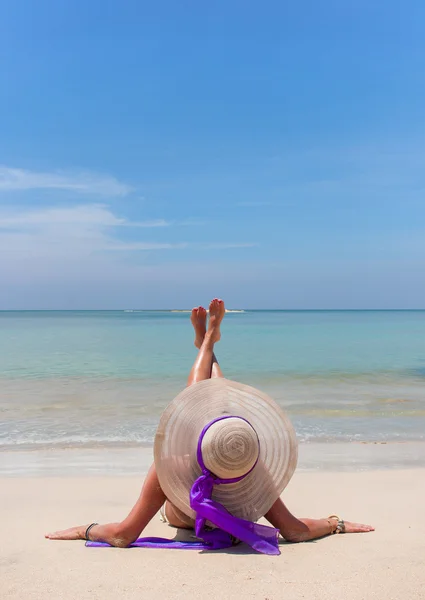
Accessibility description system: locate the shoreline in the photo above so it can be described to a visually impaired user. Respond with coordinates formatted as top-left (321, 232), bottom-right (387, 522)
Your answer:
top-left (3, 440), bottom-right (425, 477)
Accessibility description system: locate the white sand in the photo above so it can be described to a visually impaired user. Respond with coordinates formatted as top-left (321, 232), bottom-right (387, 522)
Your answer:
top-left (2, 468), bottom-right (424, 600)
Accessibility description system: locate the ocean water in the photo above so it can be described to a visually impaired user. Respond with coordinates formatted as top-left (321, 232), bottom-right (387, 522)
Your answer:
top-left (1, 310), bottom-right (424, 455)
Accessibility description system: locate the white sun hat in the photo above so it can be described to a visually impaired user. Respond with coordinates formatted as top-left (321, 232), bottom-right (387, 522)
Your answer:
top-left (154, 378), bottom-right (298, 523)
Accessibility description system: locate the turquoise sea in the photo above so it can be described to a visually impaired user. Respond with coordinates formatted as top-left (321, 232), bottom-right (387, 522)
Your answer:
top-left (1, 310), bottom-right (424, 456)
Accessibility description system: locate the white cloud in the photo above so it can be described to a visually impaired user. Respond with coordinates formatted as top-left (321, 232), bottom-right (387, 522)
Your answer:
top-left (0, 204), bottom-right (169, 229)
top-left (0, 204), bottom-right (255, 258)
top-left (0, 166), bottom-right (133, 196)
top-left (0, 204), bottom-right (180, 268)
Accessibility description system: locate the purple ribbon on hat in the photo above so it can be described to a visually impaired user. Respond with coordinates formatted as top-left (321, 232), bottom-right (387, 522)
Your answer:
top-left (189, 415), bottom-right (280, 554)
top-left (87, 415), bottom-right (280, 555)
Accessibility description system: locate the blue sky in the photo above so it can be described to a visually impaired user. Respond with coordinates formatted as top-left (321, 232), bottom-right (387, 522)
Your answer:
top-left (0, 1), bottom-right (424, 309)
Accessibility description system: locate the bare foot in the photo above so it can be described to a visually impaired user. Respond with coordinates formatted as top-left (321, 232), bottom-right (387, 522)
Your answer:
top-left (191, 306), bottom-right (207, 349)
top-left (207, 298), bottom-right (225, 343)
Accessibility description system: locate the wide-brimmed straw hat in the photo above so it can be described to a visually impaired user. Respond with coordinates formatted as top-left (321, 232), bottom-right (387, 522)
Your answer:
top-left (154, 378), bottom-right (298, 523)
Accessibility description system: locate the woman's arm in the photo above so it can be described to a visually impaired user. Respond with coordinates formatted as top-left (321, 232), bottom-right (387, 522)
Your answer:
top-left (265, 497), bottom-right (374, 543)
top-left (45, 464), bottom-right (166, 547)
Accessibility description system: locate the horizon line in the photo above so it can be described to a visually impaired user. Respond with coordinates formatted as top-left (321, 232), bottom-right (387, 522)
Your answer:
top-left (0, 308), bottom-right (424, 312)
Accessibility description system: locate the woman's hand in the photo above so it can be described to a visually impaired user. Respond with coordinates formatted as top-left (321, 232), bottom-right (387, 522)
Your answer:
top-left (265, 499), bottom-right (375, 542)
top-left (45, 522), bottom-right (132, 547)
top-left (45, 524), bottom-right (87, 540)
top-left (342, 520), bottom-right (375, 533)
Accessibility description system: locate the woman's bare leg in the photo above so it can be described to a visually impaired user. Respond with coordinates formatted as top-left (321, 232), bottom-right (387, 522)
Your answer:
top-left (191, 305), bottom-right (224, 380)
top-left (187, 299), bottom-right (225, 386)
top-left (210, 353), bottom-right (224, 379)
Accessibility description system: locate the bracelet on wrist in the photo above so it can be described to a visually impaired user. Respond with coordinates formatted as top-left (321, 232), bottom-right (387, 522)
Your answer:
top-left (85, 522), bottom-right (98, 541)
top-left (328, 514), bottom-right (346, 534)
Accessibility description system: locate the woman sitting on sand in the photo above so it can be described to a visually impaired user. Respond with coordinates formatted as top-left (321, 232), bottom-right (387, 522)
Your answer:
top-left (46, 299), bottom-right (374, 554)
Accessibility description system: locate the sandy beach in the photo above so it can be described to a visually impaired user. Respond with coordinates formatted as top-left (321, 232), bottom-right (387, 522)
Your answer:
top-left (2, 463), bottom-right (424, 600)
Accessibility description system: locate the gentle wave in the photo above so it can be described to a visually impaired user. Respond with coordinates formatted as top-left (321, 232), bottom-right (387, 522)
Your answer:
top-left (2, 413), bottom-right (425, 451)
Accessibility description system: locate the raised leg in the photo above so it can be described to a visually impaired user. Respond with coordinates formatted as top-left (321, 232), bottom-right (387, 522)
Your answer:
top-left (191, 305), bottom-right (224, 379)
top-left (187, 299), bottom-right (225, 386)
top-left (210, 353), bottom-right (224, 379)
